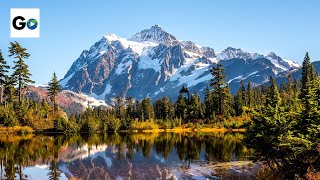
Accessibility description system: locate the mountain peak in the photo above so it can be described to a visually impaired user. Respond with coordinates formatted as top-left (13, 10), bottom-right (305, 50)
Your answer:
top-left (266, 52), bottom-right (278, 58)
top-left (130, 25), bottom-right (177, 45)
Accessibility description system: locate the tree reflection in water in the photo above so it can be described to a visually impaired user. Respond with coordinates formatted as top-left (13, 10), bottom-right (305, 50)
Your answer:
top-left (0, 132), bottom-right (252, 179)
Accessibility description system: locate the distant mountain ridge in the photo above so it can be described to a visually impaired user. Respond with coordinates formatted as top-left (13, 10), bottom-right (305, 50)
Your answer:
top-left (59, 25), bottom-right (301, 103)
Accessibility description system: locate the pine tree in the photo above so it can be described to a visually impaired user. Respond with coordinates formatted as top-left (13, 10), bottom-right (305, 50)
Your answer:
top-left (234, 87), bottom-right (244, 116)
top-left (141, 98), bottom-right (153, 120)
top-left (161, 96), bottom-right (172, 120)
top-left (224, 85), bottom-right (234, 116)
top-left (47, 72), bottom-right (61, 117)
top-left (298, 52), bottom-right (319, 140)
top-left (204, 86), bottom-right (213, 118)
top-left (4, 76), bottom-right (16, 103)
top-left (247, 82), bottom-right (253, 108)
top-left (175, 93), bottom-right (187, 120)
top-left (189, 92), bottom-right (203, 119)
top-left (154, 99), bottom-right (162, 120)
top-left (135, 100), bottom-right (143, 120)
top-left (0, 50), bottom-right (10, 104)
top-left (284, 74), bottom-right (298, 111)
top-left (179, 85), bottom-right (190, 102)
top-left (210, 64), bottom-right (232, 116)
top-left (244, 76), bottom-right (288, 173)
top-left (115, 96), bottom-right (125, 119)
top-left (8, 41), bottom-right (34, 102)
top-left (126, 97), bottom-right (135, 119)
top-left (240, 80), bottom-right (246, 106)
top-left (266, 76), bottom-right (281, 111)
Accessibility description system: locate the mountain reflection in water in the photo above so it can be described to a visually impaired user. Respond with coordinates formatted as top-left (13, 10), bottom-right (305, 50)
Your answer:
top-left (0, 132), bottom-right (258, 179)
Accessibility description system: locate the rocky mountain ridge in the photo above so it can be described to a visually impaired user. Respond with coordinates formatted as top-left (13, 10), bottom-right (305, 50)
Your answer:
top-left (59, 25), bottom-right (301, 103)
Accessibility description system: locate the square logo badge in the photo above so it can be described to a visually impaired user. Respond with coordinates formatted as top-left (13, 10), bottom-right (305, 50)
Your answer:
top-left (10, 8), bottom-right (40, 38)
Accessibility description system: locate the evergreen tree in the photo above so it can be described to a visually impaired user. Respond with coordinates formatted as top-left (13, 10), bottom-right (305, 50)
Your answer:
top-left (175, 93), bottom-right (187, 120)
top-left (135, 100), bottom-right (143, 120)
top-left (245, 76), bottom-right (288, 174)
top-left (283, 74), bottom-right (298, 111)
top-left (161, 96), bottom-right (172, 120)
top-left (179, 85), bottom-right (190, 102)
top-left (189, 92), bottom-right (203, 119)
top-left (204, 86), bottom-right (213, 118)
top-left (115, 96), bottom-right (125, 119)
top-left (47, 72), bottom-right (61, 117)
top-left (154, 99), bottom-right (163, 120)
top-left (298, 52), bottom-right (320, 140)
top-left (210, 64), bottom-right (232, 116)
top-left (247, 82), bottom-right (253, 108)
top-left (245, 53), bottom-right (320, 177)
top-left (126, 97), bottom-right (135, 119)
top-left (154, 96), bottom-right (173, 120)
top-left (0, 50), bottom-right (10, 104)
top-left (234, 88), bottom-right (244, 116)
top-left (4, 76), bottom-right (16, 103)
top-left (8, 41), bottom-right (34, 102)
top-left (240, 80), bottom-right (246, 106)
top-left (259, 76), bottom-right (282, 126)
top-left (141, 98), bottom-right (153, 120)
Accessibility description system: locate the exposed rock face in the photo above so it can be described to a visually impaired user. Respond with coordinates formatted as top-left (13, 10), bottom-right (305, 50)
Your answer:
top-left (130, 24), bottom-right (178, 46)
top-left (26, 86), bottom-right (109, 114)
top-left (60, 25), bottom-right (301, 103)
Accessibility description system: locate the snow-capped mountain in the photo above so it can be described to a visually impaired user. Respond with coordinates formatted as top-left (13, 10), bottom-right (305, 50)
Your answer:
top-left (216, 47), bottom-right (263, 61)
top-left (60, 25), bottom-right (300, 103)
top-left (130, 24), bottom-right (178, 45)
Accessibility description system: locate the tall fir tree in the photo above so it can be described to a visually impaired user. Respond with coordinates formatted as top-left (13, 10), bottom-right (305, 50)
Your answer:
top-left (240, 80), bottom-right (246, 106)
top-left (4, 76), bottom-right (16, 103)
top-left (266, 76), bottom-right (281, 111)
top-left (8, 41), bottom-right (34, 102)
top-left (141, 98), bottom-right (153, 120)
top-left (47, 72), bottom-right (61, 117)
top-left (234, 86), bottom-right (244, 116)
top-left (298, 52), bottom-right (319, 140)
top-left (0, 50), bottom-right (10, 104)
top-left (204, 86), bottom-right (213, 118)
top-left (210, 63), bottom-right (232, 116)
top-left (175, 92), bottom-right (187, 120)
top-left (115, 96), bottom-right (125, 119)
top-left (126, 97), bottom-right (135, 119)
top-left (247, 82), bottom-right (254, 108)
top-left (189, 92), bottom-right (203, 119)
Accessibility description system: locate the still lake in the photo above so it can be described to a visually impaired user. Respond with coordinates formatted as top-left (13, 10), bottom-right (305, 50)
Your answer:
top-left (0, 132), bottom-right (265, 180)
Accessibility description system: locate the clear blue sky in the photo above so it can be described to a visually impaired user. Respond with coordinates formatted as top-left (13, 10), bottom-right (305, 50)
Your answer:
top-left (1, 0), bottom-right (319, 84)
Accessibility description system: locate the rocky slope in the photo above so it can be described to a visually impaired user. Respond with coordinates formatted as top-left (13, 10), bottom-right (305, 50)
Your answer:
top-left (60, 25), bottom-right (300, 103)
top-left (26, 85), bottom-right (110, 114)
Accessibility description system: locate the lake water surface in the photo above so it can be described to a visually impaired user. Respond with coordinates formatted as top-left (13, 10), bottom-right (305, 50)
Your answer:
top-left (0, 132), bottom-right (267, 180)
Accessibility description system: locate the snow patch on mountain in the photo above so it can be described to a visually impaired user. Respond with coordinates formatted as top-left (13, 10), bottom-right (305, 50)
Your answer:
top-left (138, 49), bottom-right (163, 71)
top-left (283, 59), bottom-right (300, 68)
top-left (60, 72), bottom-right (74, 88)
top-left (216, 47), bottom-right (263, 61)
top-left (115, 55), bottom-right (133, 75)
top-left (103, 33), bottom-right (158, 56)
top-left (154, 87), bottom-right (165, 95)
top-left (171, 59), bottom-right (211, 87)
top-left (228, 75), bottom-right (243, 83)
top-left (81, 94), bottom-right (110, 108)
